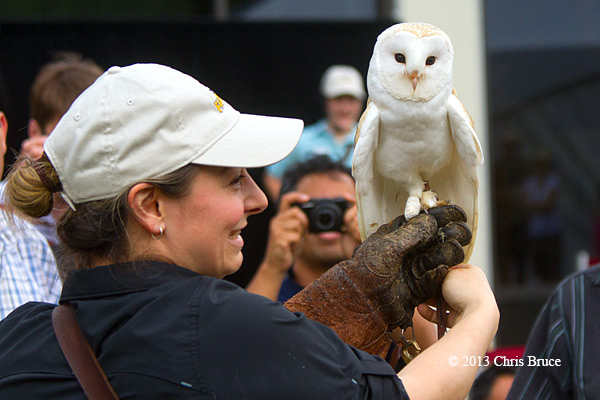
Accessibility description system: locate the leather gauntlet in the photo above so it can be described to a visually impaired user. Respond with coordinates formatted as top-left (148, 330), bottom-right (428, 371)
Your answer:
top-left (284, 204), bottom-right (471, 358)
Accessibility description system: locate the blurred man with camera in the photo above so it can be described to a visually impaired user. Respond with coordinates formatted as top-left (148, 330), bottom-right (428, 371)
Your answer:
top-left (247, 155), bottom-right (359, 302)
top-left (262, 65), bottom-right (366, 201)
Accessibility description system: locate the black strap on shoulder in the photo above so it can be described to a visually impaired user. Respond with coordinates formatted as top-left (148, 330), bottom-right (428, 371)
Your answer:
top-left (52, 304), bottom-right (120, 400)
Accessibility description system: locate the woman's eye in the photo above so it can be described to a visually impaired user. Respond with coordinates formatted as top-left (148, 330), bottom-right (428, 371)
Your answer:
top-left (395, 53), bottom-right (406, 64)
top-left (426, 56), bottom-right (436, 66)
top-left (230, 171), bottom-right (247, 186)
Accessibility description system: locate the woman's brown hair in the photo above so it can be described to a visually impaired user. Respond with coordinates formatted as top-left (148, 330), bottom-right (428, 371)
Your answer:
top-left (4, 154), bottom-right (201, 274)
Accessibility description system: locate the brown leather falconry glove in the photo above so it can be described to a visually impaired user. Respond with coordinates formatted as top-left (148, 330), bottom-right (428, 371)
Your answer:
top-left (284, 203), bottom-right (471, 358)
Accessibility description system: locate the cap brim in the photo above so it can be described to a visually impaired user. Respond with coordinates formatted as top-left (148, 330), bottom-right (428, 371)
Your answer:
top-left (193, 114), bottom-right (304, 168)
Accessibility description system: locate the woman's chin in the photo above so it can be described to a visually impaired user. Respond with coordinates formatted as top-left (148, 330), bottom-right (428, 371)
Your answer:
top-left (222, 255), bottom-right (244, 278)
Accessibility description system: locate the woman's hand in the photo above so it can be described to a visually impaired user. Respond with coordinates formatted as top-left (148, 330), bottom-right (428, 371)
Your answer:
top-left (417, 264), bottom-right (498, 329)
top-left (399, 264), bottom-right (499, 400)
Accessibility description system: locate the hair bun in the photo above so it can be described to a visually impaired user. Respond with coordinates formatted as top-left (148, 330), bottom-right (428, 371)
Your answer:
top-left (4, 155), bottom-right (58, 218)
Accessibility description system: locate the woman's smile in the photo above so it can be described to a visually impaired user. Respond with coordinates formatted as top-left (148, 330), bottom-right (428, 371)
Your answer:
top-left (228, 229), bottom-right (244, 247)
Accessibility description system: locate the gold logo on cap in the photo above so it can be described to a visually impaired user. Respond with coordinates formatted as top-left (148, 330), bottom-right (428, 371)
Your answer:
top-left (213, 94), bottom-right (224, 113)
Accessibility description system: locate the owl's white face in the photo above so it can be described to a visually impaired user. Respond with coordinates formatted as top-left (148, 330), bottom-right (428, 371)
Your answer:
top-left (370, 23), bottom-right (454, 102)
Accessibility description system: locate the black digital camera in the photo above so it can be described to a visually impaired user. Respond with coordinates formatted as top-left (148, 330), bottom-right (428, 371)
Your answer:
top-left (293, 197), bottom-right (350, 233)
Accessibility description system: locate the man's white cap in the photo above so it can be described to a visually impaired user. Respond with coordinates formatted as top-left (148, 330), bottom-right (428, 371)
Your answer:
top-left (319, 65), bottom-right (366, 100)
top-left (44, 63), bottom-right (304, 208)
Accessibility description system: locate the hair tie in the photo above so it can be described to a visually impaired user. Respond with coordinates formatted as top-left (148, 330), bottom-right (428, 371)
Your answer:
top-left (33, 161), bottom-right (63, 193)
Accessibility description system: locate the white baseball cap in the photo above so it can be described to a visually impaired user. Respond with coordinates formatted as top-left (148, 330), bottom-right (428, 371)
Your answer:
top-left (320, 65), bottom-right (366, 100)
top-left (44, 63), bottom-right (304, 209)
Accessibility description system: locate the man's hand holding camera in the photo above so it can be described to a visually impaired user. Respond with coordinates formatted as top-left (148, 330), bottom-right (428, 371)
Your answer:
top-left (262, 192), bottom-right (311, 277)
top-left (341, 200), bottom-right (361, 253)
top-left (261, 191), bottom-right (360, 279)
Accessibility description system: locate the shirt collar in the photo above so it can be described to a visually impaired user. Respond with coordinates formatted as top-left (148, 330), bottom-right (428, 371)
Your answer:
top-left (60, 261), bottom-right (200, 302)
top-left (317, 119), bottom-right (357, 144)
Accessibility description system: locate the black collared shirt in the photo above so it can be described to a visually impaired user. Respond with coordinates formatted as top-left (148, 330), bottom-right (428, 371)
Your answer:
top-left (0, 261), bottom-right (408, 399)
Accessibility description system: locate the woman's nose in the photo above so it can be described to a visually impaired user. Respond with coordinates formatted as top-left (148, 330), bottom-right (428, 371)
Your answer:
top-left (244, 173), bottom-right (268, 215)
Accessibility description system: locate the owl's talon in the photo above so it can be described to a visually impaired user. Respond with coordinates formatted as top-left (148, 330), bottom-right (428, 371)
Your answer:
top-left (405, 197), bottom-right (421, 219)
top-left (422, 190), bottom-right (438, 209)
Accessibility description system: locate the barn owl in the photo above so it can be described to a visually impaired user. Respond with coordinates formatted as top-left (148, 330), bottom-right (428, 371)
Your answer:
top-left (353, 22), bottom-right (483, 260)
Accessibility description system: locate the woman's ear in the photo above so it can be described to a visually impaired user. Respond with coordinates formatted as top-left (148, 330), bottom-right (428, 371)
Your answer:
top-left (127, 183), bottom-right (163, 235)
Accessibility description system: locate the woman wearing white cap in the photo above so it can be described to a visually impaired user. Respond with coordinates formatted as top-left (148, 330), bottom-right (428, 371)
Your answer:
top-left (0, 64), bottom-right (498, 399)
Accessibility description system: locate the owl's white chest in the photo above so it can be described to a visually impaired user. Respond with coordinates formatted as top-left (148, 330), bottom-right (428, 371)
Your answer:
top-left (374, 100), bottom-right (453, 184)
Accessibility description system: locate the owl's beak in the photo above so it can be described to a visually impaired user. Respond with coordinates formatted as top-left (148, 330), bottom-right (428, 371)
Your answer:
top-left (409, 71), bottom-right (419, 91)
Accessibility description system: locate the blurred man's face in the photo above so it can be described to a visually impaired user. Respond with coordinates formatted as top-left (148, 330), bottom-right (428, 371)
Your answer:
top-left (296, 171), bottom-right (358, 271)
top-left (324, 95), bottom-right (363, 136)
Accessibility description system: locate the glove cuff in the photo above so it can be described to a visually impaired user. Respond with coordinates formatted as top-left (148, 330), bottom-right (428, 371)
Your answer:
top-left (284, 261), bottom-right (394, 359)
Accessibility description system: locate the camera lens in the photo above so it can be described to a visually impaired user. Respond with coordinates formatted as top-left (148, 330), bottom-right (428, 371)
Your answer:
top-left (313, 205), bottom-right (341, 232)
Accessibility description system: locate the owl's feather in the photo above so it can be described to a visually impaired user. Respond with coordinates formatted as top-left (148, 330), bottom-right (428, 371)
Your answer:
top-left (353, 22), bottom-right (483, 261)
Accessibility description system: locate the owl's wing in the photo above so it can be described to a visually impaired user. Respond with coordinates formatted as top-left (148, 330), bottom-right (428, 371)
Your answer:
top-left (432, 92), bottom-right (483, 261)
top-left (447, 90), bottom-right (483, 179)
top-left (353, 101), bottom-right (385, 241)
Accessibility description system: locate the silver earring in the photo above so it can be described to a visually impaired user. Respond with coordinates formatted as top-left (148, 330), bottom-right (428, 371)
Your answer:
top-left (151, 226), bottom-right (164, 240)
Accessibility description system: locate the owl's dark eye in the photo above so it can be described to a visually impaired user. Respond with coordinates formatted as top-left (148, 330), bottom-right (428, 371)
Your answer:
top-left (426, 56), bottom-right (436, 65)
top-left (395, 53), bottom-right (406, 64)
